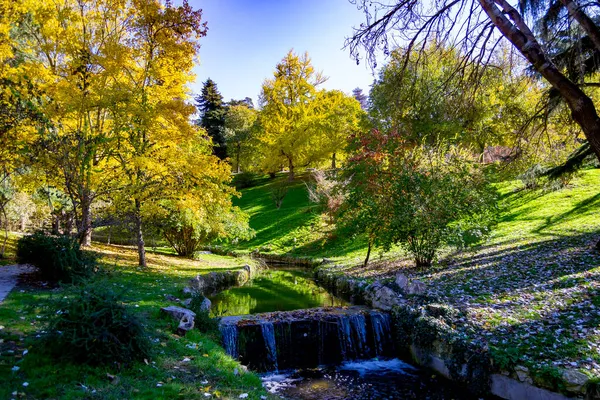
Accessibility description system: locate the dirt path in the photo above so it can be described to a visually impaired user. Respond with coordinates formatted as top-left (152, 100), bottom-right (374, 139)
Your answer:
top-left (0, 264), bottom-right (35, 303)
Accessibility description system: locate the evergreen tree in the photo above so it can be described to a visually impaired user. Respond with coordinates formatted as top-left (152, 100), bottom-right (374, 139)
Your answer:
top-left (196, 79), bottom-right (227, 159)
top-left (352, 87), bottom-right (368, 110)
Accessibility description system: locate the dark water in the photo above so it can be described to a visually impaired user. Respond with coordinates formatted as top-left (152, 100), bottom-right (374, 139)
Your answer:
top-left (262, 358), bottom-right (481, 400)
top-left (209, 268), bottom-right (347, 316)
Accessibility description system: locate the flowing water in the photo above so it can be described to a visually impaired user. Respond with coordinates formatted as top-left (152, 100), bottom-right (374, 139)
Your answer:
top-left (215, 266), bottom-right (488, 399)
top-left (262, 358), bottom-right (481, 400)
top-left (209, 267), bottom-right (347, 316)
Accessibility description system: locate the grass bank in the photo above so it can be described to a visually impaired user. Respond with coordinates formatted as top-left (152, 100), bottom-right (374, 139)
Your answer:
top-left (0, 244), bottom-right (268, 399)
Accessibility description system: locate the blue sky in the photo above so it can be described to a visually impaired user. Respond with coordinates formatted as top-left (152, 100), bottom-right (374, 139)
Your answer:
top-left (188, 0), bottom-right (380, 105)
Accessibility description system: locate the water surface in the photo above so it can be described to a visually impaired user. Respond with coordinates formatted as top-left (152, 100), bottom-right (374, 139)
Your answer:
top-left (209, 267), bottom-right (347, 316)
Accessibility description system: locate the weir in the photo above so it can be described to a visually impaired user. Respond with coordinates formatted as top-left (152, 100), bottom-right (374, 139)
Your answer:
top-left (219, 306), bottom-right (394, 372)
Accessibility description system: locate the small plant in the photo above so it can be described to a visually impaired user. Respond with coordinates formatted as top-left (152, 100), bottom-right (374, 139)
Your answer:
top-left (188, 293), bottom-right (219, 333)
top-left (44, 280), bottom-right (151, 365)
top-left (16, 231), bottom-right (97, 283)
top-left (519, 163), bottom-right (545, 190)
top-left (271, 181), bottom-right (288, 209)
top-left (232, 171), bottom-right (257, 189)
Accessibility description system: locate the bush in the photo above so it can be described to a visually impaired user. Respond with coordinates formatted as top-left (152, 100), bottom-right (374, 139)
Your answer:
top-left (519, 163), bottom-right (545, 190)
top-left (16, 231), bottom-right (97, 283)
top-left (188, 293), bottom-right (219, 333)
top-left (232, 171), bottom-right (257, 189)
top-left (44, 280), bottom-right (151, 365)
top-left (271, 181), bottom-right (288, 209)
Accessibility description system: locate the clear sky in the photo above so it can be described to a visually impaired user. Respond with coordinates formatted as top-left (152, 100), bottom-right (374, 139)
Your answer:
top-left (188, 0), bottom-right (380, 106)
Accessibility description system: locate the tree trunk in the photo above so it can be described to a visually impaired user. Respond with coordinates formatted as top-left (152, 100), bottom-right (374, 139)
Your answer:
top-left (331, 152), bottom-right (337, 169)
top-left (479, 0), bottom-right (600, 161)
top-left (52, 214), bottom-right (60, 235)
top-left (134, 199), bottom-right (147, 267)
top-left (0, 204), bottom-right (7, 259)
top-left (20, 215), bottom-right (26, 232)
top-left (107, 225), bottom-right (111, 245)
top-left (288, 157), bottom-right (295, 181)
top-left (364, 239), bottom-right (373, 267)
top-left (79, 198), bottom-right (92, 246)
top-left (236, 143), bottom-right (241, 174)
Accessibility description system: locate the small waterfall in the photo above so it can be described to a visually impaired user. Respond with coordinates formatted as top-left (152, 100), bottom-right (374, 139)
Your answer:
top-left (349, 314), bottom-right (369, 358)
top-left (261, 322), bottom-right (278, 371)
top-left (220, 323), bottom-right (238, 358)
top-left (337, 315), bottom-right (354, 360)
top-left (219, 307), bottom-right (395, 372)
top-left (370, 311), bottom-right (392, 356)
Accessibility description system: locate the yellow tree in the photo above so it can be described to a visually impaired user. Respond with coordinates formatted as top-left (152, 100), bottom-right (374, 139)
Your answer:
top-left (312, 90), bottom-right (364, 169)
top-left (110, 0), bottom-right (232, 267)
top-left (224, 104), bottom-right (258, 173)
top-left (16, 0), bottom-right (128, 245)
top-left (259, 51), bottom-right (326, 180)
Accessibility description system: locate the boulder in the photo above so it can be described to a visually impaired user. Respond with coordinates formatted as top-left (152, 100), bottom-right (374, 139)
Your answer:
top-left (395, 272), bottom-right (427, 296)
top-left (365, 281), bottom-right (403, 311)
top-left (562, 369), bottom-right (589, 393)
top-left (514, 365), bottom-right (533, 384)
top-left (160, 306), bottom-right (196, 336)
top-left (200, 297), bottom-right (211, 312)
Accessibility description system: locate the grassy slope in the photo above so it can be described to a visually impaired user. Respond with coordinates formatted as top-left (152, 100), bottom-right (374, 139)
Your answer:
top-left (0, 245), bottom-right (268, 400)
top-left (232, 169), bottom-right (600, 379)
top-left (226, 173), bottom-right (387, 264)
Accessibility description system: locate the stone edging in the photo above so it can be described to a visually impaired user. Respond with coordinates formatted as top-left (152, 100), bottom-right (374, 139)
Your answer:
top-left (314, 264), bottom-right (591, 400)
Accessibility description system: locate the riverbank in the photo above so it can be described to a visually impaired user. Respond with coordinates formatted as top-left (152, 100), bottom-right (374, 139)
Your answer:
top-left (0, 243), bottom-right (269, 399)
top-left (224, 169), bottom-right (600, 398)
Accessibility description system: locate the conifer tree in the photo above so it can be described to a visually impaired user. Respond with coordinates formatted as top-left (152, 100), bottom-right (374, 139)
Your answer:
top-left (196, 79), bottom-right (227, 159)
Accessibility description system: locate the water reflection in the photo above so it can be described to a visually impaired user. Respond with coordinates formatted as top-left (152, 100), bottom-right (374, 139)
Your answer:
top-left (209, 268), bottom-right (347, 316)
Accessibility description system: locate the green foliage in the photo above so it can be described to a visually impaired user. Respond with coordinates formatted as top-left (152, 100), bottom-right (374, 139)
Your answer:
top-left (232, 172), bottom-right (258, 189)
top-left (338, 131), bottom-right (497, 268)
top-left (16, 231), bottom-right (97, 282)
top-left (188, 293), bottom-right (219, 333)
top-left (196, 78), bottom-right (227, 159)
top-left (43, 280), bottom-right (151, 365)
top-left (490, 345), bottom-right (521, 370)
top-left (270, 181), bottom-right (289, 209)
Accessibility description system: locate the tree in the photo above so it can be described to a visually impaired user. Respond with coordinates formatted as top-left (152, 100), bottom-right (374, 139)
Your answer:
top-left (259, 50), bottom-right (326, 180)
top-left (345, 0), bottom-right (600, 162)
top-left (368, 44), bottom-right (538, 152)
top-left (196, 79), bottom-right (227, 159)
top-left (312, 90), bottom-right (364, 169)
top-left (110, 0), bottom-right (209, 267)
top-left (224, 103), bottom-right (258, 173)
top-left (338, 129), bottom-right (496, 267)
top-left (352, 87), bottom-right (368, 109)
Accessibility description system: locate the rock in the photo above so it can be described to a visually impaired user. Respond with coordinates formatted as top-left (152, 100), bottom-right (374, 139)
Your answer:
top-left (160, 306), bottom-right (196, 336)
top-left (165, 294), bottom-right (180, 302)
top-left (366, 281), bottom-right (403, 311)
top-left (200, 297), bottom-right (211, 312)
top-left (514, 365), bottom-right (533, 384)
top-left (321, 258), bottom-right (333, 265)
top-left (406, 280), bottom-right (427, 295)
top-left (395, 273), bottom-right (427, 295)
top-left (181, 298), bottom-right (192, 307)
top-left (562, 369), bottom-right (589, 393)
top-left (395, 273), bottom-right (409, 291)
top-left (182, 286), bottom-right (194, 295)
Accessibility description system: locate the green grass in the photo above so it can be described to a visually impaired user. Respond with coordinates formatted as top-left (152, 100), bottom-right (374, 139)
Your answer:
top-left (0, 244), bottom-right (269, 400)
top-left (224, 173), bottom-right (394, 265)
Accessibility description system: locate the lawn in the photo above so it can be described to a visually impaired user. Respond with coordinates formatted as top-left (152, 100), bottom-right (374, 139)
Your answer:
top-left (323, 168), bottom-right (600, 382)
top-left (0, 244), bottom-right (268, 400)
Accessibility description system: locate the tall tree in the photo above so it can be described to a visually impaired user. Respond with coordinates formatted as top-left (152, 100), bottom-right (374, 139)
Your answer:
top-left (345, 0), bottom-right (600, 162)
top-left (352, 87), bottom-right (368, 109)
top-left (196, 78), bottom-right (227, 159)
top-left (224, 103), bottom-right (258, 173)
top-left (259, 50), bottom-right (326, 180)
top-left (111, 0), bottom-right (208, 267)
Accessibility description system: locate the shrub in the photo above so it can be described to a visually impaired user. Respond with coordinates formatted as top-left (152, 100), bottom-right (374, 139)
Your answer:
top-left (188, 293), bottom-right (219, 333)
top-left (16, 231), bottom-right (97, 283)
top-left (338, 131), bottom-right (497, 268)
top-left (519, 163), bottom-right (545, 190)
top-left (232, 171), bottom-right (257, 189)
top-left (44, 280), bottom-right (151, 365)
top-left (270, 181), bottom-right (288, 209)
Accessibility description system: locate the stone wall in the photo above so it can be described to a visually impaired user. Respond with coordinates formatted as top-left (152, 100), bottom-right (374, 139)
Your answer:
top-left (186, 264), bottom-right (257, 296)
top-left (314, 264), bottom-right (586, 400)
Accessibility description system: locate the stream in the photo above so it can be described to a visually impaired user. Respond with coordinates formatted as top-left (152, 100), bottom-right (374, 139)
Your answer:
top-left (212, 265), bottom-right (486, 399)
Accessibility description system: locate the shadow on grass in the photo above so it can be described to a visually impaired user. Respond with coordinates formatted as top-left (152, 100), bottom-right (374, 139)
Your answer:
top-left (426, 232), bottom-right (600, 298)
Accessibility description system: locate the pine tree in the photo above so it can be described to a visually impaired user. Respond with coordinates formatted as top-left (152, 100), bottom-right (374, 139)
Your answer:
top-left (352, 87), bottom-right (368, 110)
top-left (196, 79), bottom-right (227, 159)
